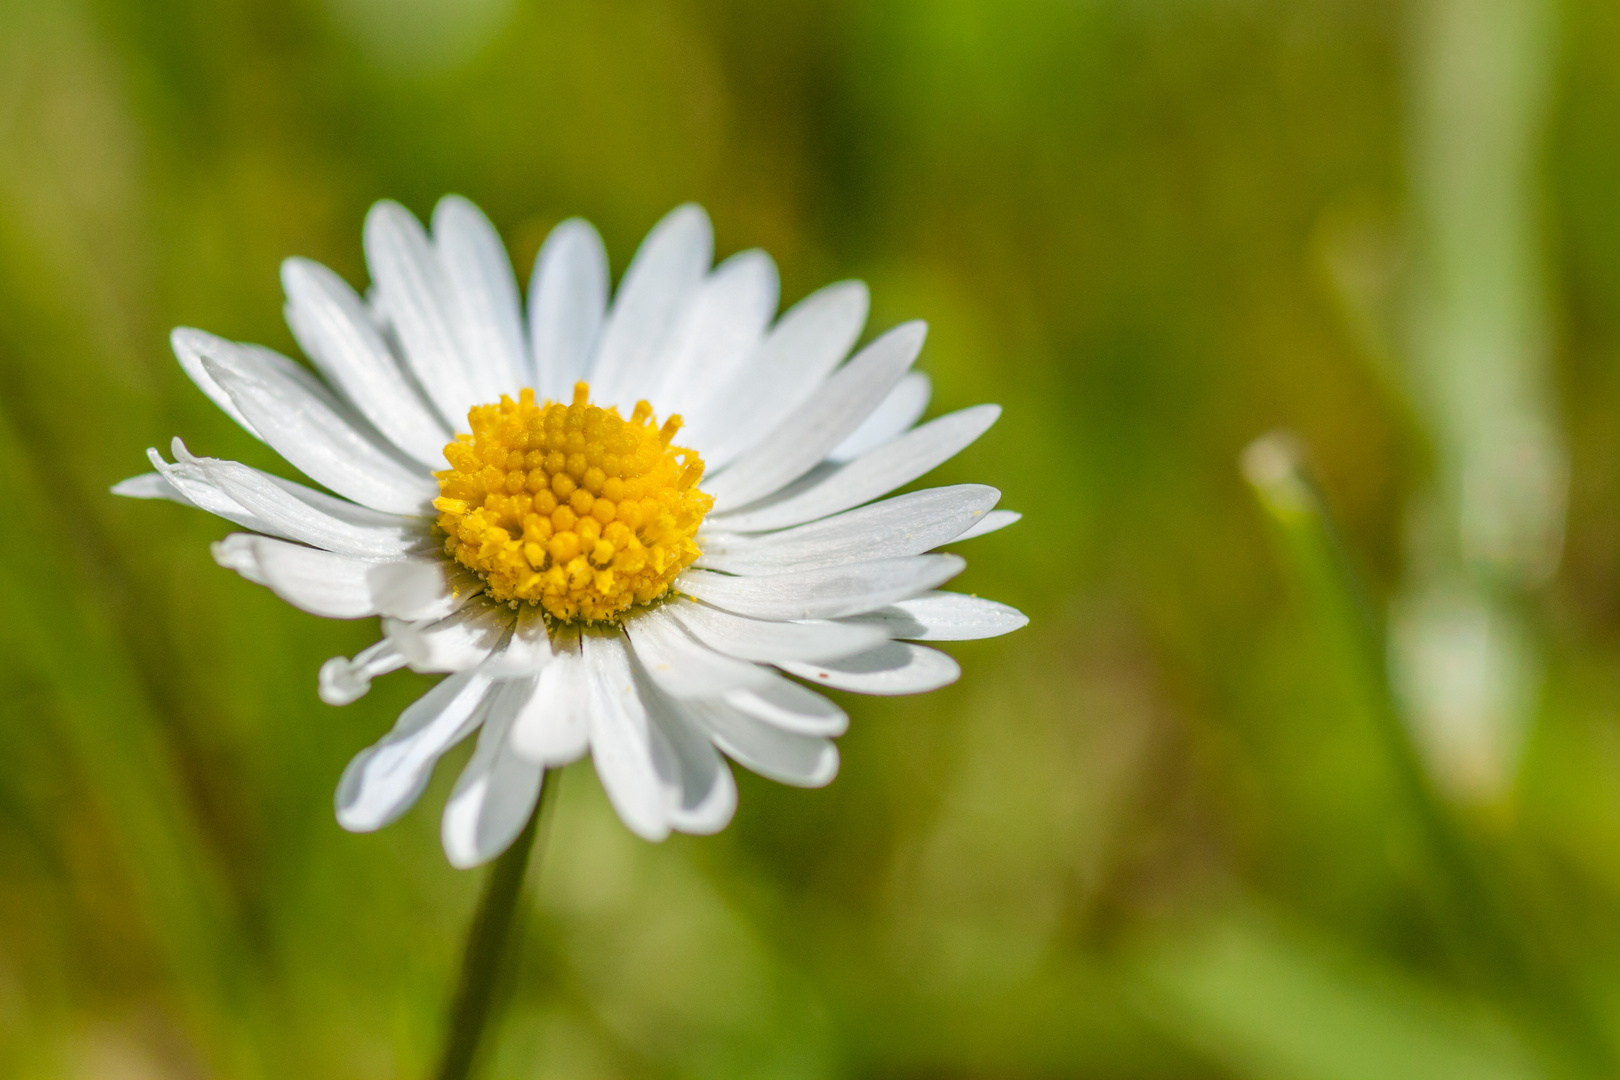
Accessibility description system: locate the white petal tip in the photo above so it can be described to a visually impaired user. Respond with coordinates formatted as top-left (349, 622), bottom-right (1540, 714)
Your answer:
top-left (209, 534), bottom-right (266, 584)
top-left (797, 746), bottom-right (841, 789)
top-left (432, 192), bottom-right (477, 220)
top-left (334, 764), bottom-right (422, 834)
top-left (333, 809), bottom-right (379, 833)
top-left (334, 795), bottom-right (409, 834)
top-left (440, 785), bottom-right (541, 869)
top-left (441, 819), bottom-right (497, 869)
top-left (675, 809), bottom-right (737, 836)
top-left (894, 319), bottom-right (928, 347)
top-left (319, 656), bottom-right (371, 706)
top-left (279, 254), bottom-right (313, 286)
top-left (169, 325), bottom-right (210, 355)
top-left (366, 198), bottom-right (410, 224)
top-left (626, 820), bottom-right (673, 843)
top-left (442, 846), bottom-right (489, 871)
top-left (666, 202), bottom-right (713, 231)
top-left (111, 473), bottom-right (172, 500)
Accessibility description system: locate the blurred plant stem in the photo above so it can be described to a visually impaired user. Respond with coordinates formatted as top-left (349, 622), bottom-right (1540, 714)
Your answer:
top-left (1242, 433), bottom-right (1611, 1077)
top-left (433, 772), bottom-right (556, 1080)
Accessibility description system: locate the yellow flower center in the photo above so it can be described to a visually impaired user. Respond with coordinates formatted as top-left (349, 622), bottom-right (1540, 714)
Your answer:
top-left (433, 383), bottom-right (711, 624)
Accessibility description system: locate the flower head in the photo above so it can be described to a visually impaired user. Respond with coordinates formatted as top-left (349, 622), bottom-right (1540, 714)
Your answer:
top-left (116, 197), bottom-right (1026, 867)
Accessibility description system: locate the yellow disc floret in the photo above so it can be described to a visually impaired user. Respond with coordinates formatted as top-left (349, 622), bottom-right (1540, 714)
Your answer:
top-left (433, 382), bottom-right (711, 624)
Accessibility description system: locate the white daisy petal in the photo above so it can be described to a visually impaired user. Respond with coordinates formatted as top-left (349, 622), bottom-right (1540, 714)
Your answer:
top-left (335, 670), bottom-right (494, 832)
top-left (676, 554), bottom-right (965, 621)
top-left (622, 607), bottom-right (773, 698)
top-left (954, 509), bottom-right (1021, 541)
top-left (589, 204), bottom-right (713, 411)
top-left (198, 349), bottom-right (437, 515)
top-left (830, 371), bottom-right (931, 463)
top-left (114, 471), bottom-right (200, 507)
top-left (698, 484), bottom-right (1001, 575)
top-left (150, 444), bottom-right (424, 558)
top-left (252, 473), bottom-right (423, 535)
top-left (441, 679), bottom-right (544, 869)
top-left (366, 558), bottom-right (481, 621)
top-left (149, 443), bottom-right (421, 557)
top-left (683, 698), bottom-right (839, 788)
top-left (689, 280), bottom-right (869, 468)
top-left (582, 630), bottom-right (670, 841)
top-left (842, 591), bottom-right (1029, 641)
top-left (142, 450), bottom-right (269, 533)
top-left (665, 596), bottom-right (887, 663)
top-left (170, 327), bottom-right (331, 442)
top-left (723, 680), bottom-right (848, 736)
top-left (529, 219), bottom-right (609, 400)
top-left (481, 605), bottom-right (558, 678)
top-left (780, 642), bottom-right (961, 695)
top-left (705, 321), bottom-right (926, 510)
top-left (635, 675), bottom-right (737, 835)
top-left (708, 404), bottom-right (1001, 533)
top-left (364, 200), bottom-right (480, 425)
top-left (281, 257), bottom-right (451, 465)
top-left (211, 533), bottom-right (378, 618)
top-left (648, 249), bottom-right (779, 419)
top-left (433, 196), bottom-right (529, 400)
top-left (510, 624), bottom-right (590, 766)
top-left (621, 603), bottom-right (883, 731)
top-left (384, 599), bottom-right (515, 673)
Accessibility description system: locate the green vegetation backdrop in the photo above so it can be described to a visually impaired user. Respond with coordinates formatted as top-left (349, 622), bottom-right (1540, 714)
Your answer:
top-left (5, 0), bottom-right (1620, 1076)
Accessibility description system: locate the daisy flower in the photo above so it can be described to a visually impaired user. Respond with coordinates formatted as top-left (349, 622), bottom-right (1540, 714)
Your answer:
top-left (115, 197), bottom-right (1026, 867)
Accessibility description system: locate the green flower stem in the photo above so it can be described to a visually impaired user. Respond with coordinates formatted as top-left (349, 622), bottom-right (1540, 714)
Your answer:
top-left (433, 772), bottom-right (557, 1080)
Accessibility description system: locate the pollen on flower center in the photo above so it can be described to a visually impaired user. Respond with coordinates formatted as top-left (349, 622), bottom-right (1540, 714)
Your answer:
top-left (433, 382), bottom-right (711, 623)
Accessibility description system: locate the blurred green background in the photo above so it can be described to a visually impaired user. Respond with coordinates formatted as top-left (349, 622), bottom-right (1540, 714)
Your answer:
top-left (6, 0), bottom-right (1620, 1076)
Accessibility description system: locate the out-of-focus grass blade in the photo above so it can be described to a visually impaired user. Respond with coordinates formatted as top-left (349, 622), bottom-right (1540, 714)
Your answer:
top-left (0, 404), bottom-right (264, 1076)
top-left (1240, 431), bottom-right (1611, 1076)
top-left (1131, 906), bottom-right (1544, 1080)
top-left (1242, 434), bottom-right (1494, 922)
top-left (1240, 433), bottom-right (1390, 717)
